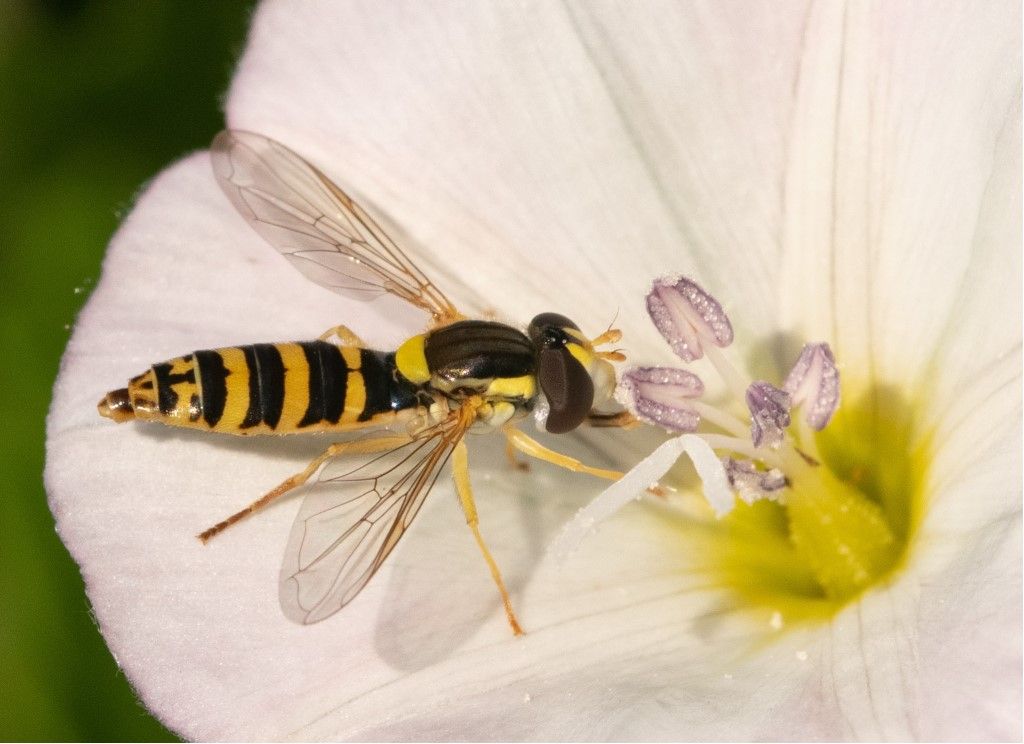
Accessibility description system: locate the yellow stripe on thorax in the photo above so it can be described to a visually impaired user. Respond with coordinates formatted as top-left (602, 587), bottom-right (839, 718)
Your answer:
top-left (394, 334), bottom-right (431, 385)
top-left (484, 374), bottom-right (536, 400)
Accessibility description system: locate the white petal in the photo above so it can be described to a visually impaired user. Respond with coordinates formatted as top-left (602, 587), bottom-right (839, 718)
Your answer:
top-left (914, 482), bottom-right (1022, 740)
top-left (226, 0), bottom-right (844, 356)
top-left (925, 102), bottom-right (1022, 450)
top-left (776, 1), bottom-right (1020, 385)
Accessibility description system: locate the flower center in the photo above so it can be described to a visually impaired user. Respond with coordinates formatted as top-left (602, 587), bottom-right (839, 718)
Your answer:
top-left (556, 276), bottom-right (929, 624)
top-left (711, 384), bottom-right (927, 620)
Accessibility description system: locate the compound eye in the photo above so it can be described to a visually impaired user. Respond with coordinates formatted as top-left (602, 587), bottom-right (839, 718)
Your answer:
top-left (537, 346), bottom-right (594, 433)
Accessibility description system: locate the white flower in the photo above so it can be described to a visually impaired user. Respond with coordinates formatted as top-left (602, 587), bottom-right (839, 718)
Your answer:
top-left (46, 1), bottom-right (1020, 740)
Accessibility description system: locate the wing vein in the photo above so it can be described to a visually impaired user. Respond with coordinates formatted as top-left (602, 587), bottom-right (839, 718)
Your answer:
top-left (211, 130), bottom-right (461, 322)
top-left (279, 411), bottom-right (471, 624)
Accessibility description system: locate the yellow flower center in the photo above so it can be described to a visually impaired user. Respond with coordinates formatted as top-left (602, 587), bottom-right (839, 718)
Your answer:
top-left (698, 382), bottom-right (929, 623)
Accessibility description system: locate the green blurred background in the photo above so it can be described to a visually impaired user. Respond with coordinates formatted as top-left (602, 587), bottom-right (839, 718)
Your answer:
top-left (1, 2), bottom-right (252, 739)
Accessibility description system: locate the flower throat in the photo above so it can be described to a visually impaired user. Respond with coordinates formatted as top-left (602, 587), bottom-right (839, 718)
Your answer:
top-left (611, 276), bottom-right (929, 621)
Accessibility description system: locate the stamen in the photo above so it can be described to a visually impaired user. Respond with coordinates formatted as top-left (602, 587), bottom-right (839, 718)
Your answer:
top-left (647, 276), bottom-right (733, 363)
top-left (559, 271), bottom-right (914, 618)
top-left (617, 367), bottom-right (703, 432)
top-left (783, 342), bottom-right (840, 430)
top-left (746, 381), bottom-right (791, 449)
top-left (722, 457), bottom-right (788, 505)
top-left (703, 344), bottom-right (755, 406)
top-left (700, 433), bottom-right (784, 468)
top-left (688, 400), bottom-right (749, 438)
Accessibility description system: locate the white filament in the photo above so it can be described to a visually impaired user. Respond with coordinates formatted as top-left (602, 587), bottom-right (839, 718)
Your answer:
top-left (548, 434), bottom-right (732, 563)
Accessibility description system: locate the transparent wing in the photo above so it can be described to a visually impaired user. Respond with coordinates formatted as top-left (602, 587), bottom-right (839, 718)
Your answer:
top-left (279, 413), bottom-right (470, 624)
top-left (211, 129), bottom-right (461, 322)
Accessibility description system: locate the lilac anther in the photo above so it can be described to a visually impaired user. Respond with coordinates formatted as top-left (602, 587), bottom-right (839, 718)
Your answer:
top-left (783, 342), bottom-right (840, 430)
top-left (618, 366), bottom-right (704, 432)
top-left (746, 381), bottom-right (791, 448)
top-left (646, 276), bottom-right (733, 363)
top-left (722, 457), bottom-right (789, 504)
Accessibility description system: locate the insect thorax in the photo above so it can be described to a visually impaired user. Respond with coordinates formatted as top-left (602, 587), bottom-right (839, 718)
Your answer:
top-left (395, 320), bottom-right (538, 406)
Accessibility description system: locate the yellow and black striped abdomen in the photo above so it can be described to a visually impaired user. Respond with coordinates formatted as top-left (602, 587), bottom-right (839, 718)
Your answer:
top-left (99, 341), bottom-right (424, 435)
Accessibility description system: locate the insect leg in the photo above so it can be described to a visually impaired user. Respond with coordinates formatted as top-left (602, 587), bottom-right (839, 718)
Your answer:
top-left (198, 434), bottom-right (412, 543)
top-left (452, 439), bottom-right (524, 636)
top-left (584, 411), bottom-right (640, 429)
top-left (503, 427), bottom-right (624, 480)
top-left (504, 436), bottom-right (530, 471)
top-left (318, 325), bottom-right (366, 346)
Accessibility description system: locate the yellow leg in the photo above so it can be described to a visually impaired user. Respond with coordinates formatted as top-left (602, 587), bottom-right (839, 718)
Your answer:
top-left (198, 434), bottom-right (411, 542)
top-left (504, 434), bottom-right (530, 471)
top-left (318, 324), bottom-right (366, 346)
top-left (452, 439), bottom-right (524, 636)
top-left (504, 427), bottom-right (623, 480)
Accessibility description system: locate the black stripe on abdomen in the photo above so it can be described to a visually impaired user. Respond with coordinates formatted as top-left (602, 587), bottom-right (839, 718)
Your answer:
top-left (240, 344), bottom-right (286, 430)
top-left (359, 349), bottom-right (392, 422)
top-left (359, 350), bottom-right (420, 421)
top-left (152, 363), bottom-right (178, 414)
top-left (152, 359), bottom-right (196, 415)
top-left (297, 341), bottom-right (348, 427)
top-left (194, 349), bottom-right (229, 427)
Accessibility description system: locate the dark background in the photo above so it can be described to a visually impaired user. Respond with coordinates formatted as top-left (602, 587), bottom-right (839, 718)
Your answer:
top-left (1, 2), bottom-right (252, 739)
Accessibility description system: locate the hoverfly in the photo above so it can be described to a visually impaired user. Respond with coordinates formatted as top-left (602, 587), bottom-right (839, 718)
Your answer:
top-left (98, 131), bottom-right (628, 634)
